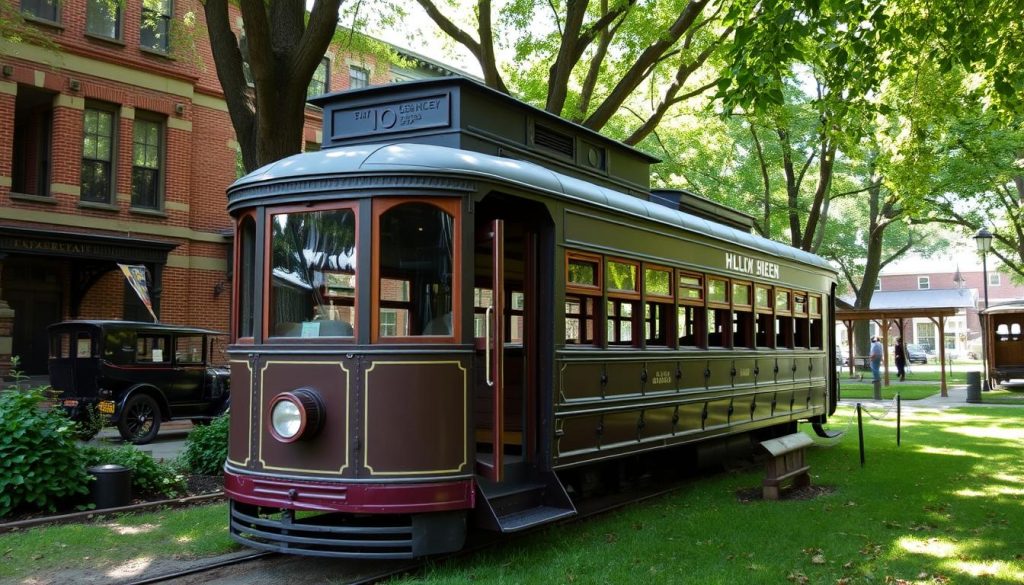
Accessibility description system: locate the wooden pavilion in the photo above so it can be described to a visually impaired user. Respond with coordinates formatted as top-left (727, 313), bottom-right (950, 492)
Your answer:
top-left (836, 288), bottom-right (976, 397)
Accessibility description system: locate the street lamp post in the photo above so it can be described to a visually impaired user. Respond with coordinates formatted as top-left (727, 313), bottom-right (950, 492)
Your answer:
top-left (975, 227), bottom-right (993, 391)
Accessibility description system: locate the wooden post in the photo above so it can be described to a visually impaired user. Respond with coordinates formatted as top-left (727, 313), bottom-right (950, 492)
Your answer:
top-left (845, 319), bottom-right (855, 378)
top-left (881, 316), bottom-right (890, 387)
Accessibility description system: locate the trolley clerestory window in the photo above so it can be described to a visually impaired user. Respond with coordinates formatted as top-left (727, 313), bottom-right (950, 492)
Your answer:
top-left (268, 205), bottom-right (358, 339)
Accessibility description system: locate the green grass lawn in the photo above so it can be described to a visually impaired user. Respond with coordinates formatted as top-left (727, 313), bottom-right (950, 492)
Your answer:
top-left (982, 388), bottom-right (1024, 405)
top-left (0, 504), bottom-right (238, 580)
top-left (838, 382), bottom-right (937, 400)
top-left (3, 407), bottom-right (1023, 584)
top-left (396, 406), bottom-right (1024, 584)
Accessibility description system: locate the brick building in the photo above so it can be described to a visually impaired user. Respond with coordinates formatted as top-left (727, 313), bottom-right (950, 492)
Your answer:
top-left (0, 1), bottom-right (453, 374)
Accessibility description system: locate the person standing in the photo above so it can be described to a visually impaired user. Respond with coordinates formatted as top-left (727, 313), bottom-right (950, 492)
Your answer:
top-left (869, 336), bottom-right (884, 398)
top-left (894, 337), bottom-right (906, 382)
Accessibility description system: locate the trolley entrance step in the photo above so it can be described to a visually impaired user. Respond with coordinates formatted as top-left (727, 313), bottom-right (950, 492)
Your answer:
top-left (475, 469), bottom-right (576, 533)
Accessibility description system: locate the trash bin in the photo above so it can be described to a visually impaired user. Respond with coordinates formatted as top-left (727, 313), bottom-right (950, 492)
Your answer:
top-left (966, 371), bottom-right (982, 403)
top-left (88, 464), bottom-right (132, 509)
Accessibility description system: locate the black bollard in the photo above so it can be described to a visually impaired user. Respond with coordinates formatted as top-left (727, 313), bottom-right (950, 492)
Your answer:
top-left (896, 394), bottom-right (901, 447)
top-left (857, 402), bottom-right (865, 468)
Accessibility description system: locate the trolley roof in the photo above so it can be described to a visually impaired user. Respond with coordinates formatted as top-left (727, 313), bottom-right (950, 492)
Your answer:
top-left (981, 300), bottom-right (1024, 315)
top-left (229, 143), bottom-right (835, 274)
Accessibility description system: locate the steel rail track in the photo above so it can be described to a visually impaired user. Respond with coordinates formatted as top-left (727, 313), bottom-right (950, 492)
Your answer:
top-left (125, 473), bottom-right (698, 584)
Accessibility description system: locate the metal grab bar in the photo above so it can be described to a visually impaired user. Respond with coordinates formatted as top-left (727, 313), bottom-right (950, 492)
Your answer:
top-left (485, 305), bottom-right (494, 387)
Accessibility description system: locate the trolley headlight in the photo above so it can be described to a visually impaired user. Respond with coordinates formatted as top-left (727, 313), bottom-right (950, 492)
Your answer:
top-left (269, 388), bottom-right (325, 442)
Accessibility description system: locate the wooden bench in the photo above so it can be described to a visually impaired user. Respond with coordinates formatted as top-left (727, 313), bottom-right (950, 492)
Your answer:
top-left (759, 433), bottom-right (813, 500)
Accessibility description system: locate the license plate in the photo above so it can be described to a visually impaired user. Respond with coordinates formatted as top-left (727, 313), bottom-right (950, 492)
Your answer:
top-left (63, 399), bottom-right (79, 408)
top-left (98, 401), bottom-right (115, 414)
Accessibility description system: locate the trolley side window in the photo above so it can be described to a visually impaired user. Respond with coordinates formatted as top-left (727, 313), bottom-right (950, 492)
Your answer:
top-left (774, 288), bottom-right (793, 348)
top-left (606, 258), bottom-right (639, 346)
top-left (732, 280), bottom-right (754, 349)
top-left (375, 200), bottom-right (458, 340)
top-left (677, 272), bottom-right (705, 348)
top-left (236, 214), bottom-right (256, 340)
top-left (644, 265), bottom-right (673, 347)
top-left (793, 291), bottom-right (809, 348)
top-left (707, 277), bottom-right (730, 348)
top-left (269, 205), bottom-right (358, 339)
top-left (755, 284), bottom-right (774, 348)
top-left (566, 252), bottom-right (602, 346)
top-left (809, 294), bottom-right (823, 349)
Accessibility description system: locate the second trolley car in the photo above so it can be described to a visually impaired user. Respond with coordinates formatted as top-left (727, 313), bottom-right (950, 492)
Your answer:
top-left (224, 77), bottom-right (838, 558)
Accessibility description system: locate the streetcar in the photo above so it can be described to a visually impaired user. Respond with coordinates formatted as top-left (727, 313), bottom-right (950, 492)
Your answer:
top-left (224, 77), bottom-right (838, 558)
top-left (980, 300), bottom-right (1024, 385)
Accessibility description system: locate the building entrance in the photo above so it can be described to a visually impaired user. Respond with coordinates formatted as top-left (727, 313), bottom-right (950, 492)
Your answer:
top-left (4, 258), bottom-right (63, 374)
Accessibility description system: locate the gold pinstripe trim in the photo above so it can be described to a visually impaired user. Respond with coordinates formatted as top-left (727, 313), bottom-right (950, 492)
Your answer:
top-left (363, 360), bottom-right (467, 476)
top-left (226, 359), bottom-right (252, 467)
top-left (257, 360), bottom-right (351, 475)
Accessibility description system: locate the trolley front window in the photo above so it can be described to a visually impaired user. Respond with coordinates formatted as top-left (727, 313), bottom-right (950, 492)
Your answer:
top-left (269, 206), bottom-right (358, 338)
top-left (375, 201), bottom-right (457, 340)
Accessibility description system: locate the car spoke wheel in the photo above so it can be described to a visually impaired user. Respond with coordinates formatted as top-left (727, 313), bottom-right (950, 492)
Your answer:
top-left (117, 394), bottom-right (161, 444)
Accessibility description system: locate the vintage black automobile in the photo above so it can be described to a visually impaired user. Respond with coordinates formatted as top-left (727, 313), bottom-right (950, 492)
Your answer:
top-left (48, 320), bottom-right (230, 444)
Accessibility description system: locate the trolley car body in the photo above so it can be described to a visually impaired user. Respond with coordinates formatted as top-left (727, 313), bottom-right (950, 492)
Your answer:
top-left (980, 300), bottom-right (1024, 385)
top-left (224, 78), bottom-right (838, 558)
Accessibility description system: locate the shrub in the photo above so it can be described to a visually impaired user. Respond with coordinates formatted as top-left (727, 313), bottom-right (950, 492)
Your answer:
top-left (81, 445), bottom-right (187, 499)
top-left (0, 385), bottom-right (91, 518)
top-left (180, 415), bottom-right (229, 475)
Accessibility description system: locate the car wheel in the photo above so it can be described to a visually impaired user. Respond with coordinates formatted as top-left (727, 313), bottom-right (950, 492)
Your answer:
top-left (118, 394), bottom-right (161, 444)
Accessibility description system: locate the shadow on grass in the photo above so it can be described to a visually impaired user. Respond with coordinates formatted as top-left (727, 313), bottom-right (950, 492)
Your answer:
top-left (392, 407), bottom-right (1024, 585)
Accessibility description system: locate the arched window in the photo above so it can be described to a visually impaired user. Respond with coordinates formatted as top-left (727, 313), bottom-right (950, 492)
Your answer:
top-left (376, 201), bottom-right (456, 339)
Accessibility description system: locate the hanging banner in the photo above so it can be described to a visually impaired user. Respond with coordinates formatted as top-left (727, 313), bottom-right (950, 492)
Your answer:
top-left (117, 263), bottom-right (158, 322)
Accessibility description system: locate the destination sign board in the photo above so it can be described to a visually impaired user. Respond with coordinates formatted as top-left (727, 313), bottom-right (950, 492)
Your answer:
top-left (330, 93), bottom-right (450, 140)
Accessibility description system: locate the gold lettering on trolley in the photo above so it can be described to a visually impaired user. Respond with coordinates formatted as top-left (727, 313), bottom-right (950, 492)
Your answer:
top-left (725, 252), bottom-right (780, 280)
top-left (651, 370), bottom-right (672, 385)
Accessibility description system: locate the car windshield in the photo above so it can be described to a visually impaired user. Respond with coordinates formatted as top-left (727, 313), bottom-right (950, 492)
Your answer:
top-left (907, 344), bottom-right (924, 352)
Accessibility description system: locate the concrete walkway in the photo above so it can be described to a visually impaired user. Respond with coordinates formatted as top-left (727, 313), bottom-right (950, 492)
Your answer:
top-left (82, 420), bottom-right (194, 462)
top-left (840, 382), bottom-right (1024, 410)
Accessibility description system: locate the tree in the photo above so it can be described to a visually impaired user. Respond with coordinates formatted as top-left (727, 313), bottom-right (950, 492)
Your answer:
top-left (405, 0), bottom-right (732, 144)
top-left (203, 0), bottom-right (343, 172)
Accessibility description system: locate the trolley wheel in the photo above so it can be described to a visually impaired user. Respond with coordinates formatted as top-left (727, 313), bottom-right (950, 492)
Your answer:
top-left (118, 394), bottom-right (161, 444)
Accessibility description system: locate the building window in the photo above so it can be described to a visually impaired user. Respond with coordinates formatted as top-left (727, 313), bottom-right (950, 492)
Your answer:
top-left (308, 57), bottom-right (330, 98)
top-left (239, 30), bottom-right (253, 86)
top-left (874, 279), bottom-right (881, 291)
top-left (12, 85), bottom-right (55, 197)
top-left (141, 0), bottom-right (172, 53)
top-left (918, 276), bottom-right (930, 290)
top-left (86, 0), bottom-right (122, 39)
top-left (349, 66), bottom-right (369, 89)
top-left (915, 321), bottom-right (935, 351)
top-left (131, 116), bottom-right (164, 209)
top-left (81, 105), bottom-right (116, 204)
top-left (989, 273), bottom-right (1001, 286)
top-left (21, 0), bottom-right (58, 22)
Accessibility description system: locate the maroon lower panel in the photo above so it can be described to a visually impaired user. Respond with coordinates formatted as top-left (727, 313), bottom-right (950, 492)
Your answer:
top-left (224, 470), bottom-right (475, 514)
